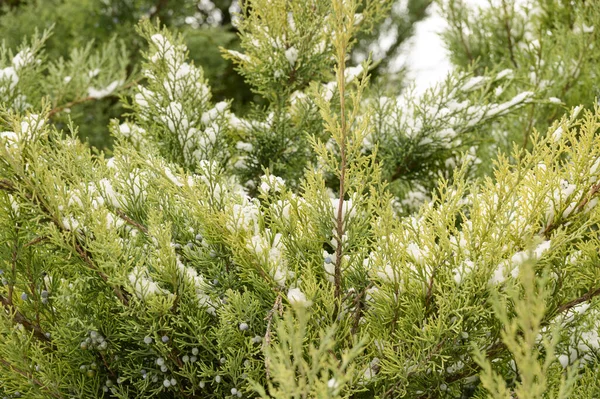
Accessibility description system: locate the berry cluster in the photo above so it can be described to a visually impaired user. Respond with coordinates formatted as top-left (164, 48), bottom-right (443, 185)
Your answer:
top-left (80, 330), bottom-right (107, 351)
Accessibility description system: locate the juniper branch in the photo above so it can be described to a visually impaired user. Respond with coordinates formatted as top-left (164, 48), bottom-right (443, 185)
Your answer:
top-left (0, 358), bottom-right (63, 399)
top-left (115, 209), bottom-right (148, 234)
top-left (333, 0), bottom-right (350, 303)
top-left (500, 0), bottom-right (518, 69)
top-left (0, 178), bottom-right (130, 306)
top-left (0, 294), bottom-right (51, 343)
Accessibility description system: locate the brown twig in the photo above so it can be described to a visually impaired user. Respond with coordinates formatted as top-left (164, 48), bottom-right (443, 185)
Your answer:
top-left (350, 283), bottom-right (373, 335)
top-left (263, 294), bottom-right (283, 378)
top-left (23, 236), bottom-right (49, 248)
top-left (424, 266), bottom-right (438, 313)
top-left (575, 182), bottom-right (600, 213)
top-left (556, 285), bottom-right (600, 314)
top-left (501, 0), bottom-right (518, 69)
top-left (73, 242), bottom-right (129, 306)
top-left (47, 96), bottom-right (94, 119)
top-left (47, 79), bottom-right (141, 119)
top-left (115, 209), bottom-right (148, 234)
top-left (0, 294), bottom-right (51, 343)
top-left (98, 351), bottom-right (117, 378)
top-left (543, 181), bottom-right (600, 237)
top-left (333, 0), bottom-right (350, 304)
top-left (0, 178), bottom-right (16, 192)
top-left (0, 358), bottom-right (63, 399)
top-left (8, 246), bottom-right (16, 306)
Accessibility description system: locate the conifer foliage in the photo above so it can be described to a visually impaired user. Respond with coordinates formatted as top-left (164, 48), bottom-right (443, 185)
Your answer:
top-left (1, 0), bottom-right (600, 398)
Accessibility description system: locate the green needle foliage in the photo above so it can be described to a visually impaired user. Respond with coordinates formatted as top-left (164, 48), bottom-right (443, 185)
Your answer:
top-left (0, 0), bottom-right (437, 151)
top-left (1, 0), bottom-right (600, 398)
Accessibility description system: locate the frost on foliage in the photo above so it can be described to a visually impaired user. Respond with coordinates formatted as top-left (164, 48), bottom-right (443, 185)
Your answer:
top-left (555, 304), bottom-right (600, 368)
top-left (129, 27), bottom-right (234, 168)
top-left (370, 72), bottom-right (535, 193)
top-left (367, 232), bottom-right (433, 291)
top-left (373, 73), bottom-right (532, 148)
top-left (399, 184), bottom-right (431, 212)
top-left (128, 267), bottom-right (166, 300)
top-left (329, 197), bottom-right (357, 225)
top-left (284, 47), bottom-right (299, 66)
top-left (247, 230), bottom-right (288, 287)
top-left (87, 79), bottom-right (123, 99)
top-left (97, 178), bottom-right (122, 208)
top-left (0, 66), bottom-right (19, 94)
top-left (115, 122), bottom-right (146, 147)
top-left (1, 46), bottom-right (39, 107)
top-left (4, 5), bottom-right (600, 397)
top-left (176, 259), bottom-right (216, 314)
top-left (229, 197), bottom-right (261, 234)
top-left (287, 287), bottom-right (311, 307)
top-left (226, 49), bottom-right (251, 63)
top-left (490, 240), bottom-right (551, 285)
top-left (61, 216), bottom-right (80, 232)
top-left (18, 113), bottom-right (45, 141)
top-left (259, 174), bottom-right (286, 193)
top-left (224, 0), bottom-right (335, 97)
top-left (12, 48), bottom-right (36, 70)
top-left (345, 65), bottom-right (364, 83)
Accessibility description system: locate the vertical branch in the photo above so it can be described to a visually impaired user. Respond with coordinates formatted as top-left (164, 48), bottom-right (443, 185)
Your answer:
top-left (501, 0), bottom-right (518, 69)
top-left (8, 245), bottom-right (16, 306)
top-left (522, 38), bottom-right (543, 150)
top-left (263, 294), bottom-right (283, 378)
top-left (333, 0), bottom-right (351, 302)
top-left (448, 0), bottom-right (474, 64)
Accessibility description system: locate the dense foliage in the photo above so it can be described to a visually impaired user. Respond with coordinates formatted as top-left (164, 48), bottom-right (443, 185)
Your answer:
top-left (0, 0), bottom-right (433, 149)
top-left (1, 0), bottom-right (600, 398)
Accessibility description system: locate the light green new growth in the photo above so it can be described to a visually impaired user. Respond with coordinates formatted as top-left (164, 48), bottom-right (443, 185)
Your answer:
top-left (474, 261), bottom-right (578, 399)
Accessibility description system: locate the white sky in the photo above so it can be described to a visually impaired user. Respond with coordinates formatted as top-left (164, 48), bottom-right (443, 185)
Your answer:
top-left (402, 0), bottom-right (491, 93)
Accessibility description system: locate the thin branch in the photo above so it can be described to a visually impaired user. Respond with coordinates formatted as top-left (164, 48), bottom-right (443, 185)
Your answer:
top-left (47, 79), bottom-right (140, 119)
top-left (47, 96), bottom-right (94, 119)
top-left (115, 209), bottom-right (148, 234)
top-left (73, 242), bottom-right (129, 306)
top-left (543, 181), bottom-right (600, 237)
top-left (424, 266), bottom-right (438, 313)
top-left (333, 0), bottom-right (350, 303)
top-left (501, 0), bottom-right (518, 69)
top-left (0, 178), bottom-right (16, 192)
top-left (98, 351), bottom-right (117, 378)
top-left (23, 236), bottom-right (49, 248)
top-left (448, 1), bottom-right (474, 64)
top-left (575, 181), bottom-right (600, 213)
top-left (350, 282), bottom-right (373, 335)
top-left (556, 285), bottom-right (600, 314)
top-left (263, 294), bottom-right (283, 378)
top-left (0, 178), bottom-right (130, 306)
top-left (0, 294), bottom-right (51, 343)
top-left (8, 245), bottom-right (16, 306)
top-left (0, 358), bottom-right (63, 399)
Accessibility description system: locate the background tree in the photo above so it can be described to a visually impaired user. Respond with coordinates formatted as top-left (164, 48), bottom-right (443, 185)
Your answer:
top-left (0, 0), bottom-right (436, 149)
